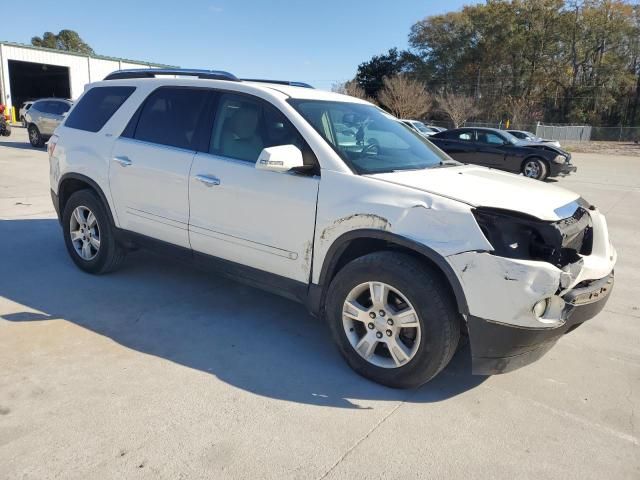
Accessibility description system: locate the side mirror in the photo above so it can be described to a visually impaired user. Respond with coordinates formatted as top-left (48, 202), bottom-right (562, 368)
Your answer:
top-left (255, 144), bottom-right (305, 173)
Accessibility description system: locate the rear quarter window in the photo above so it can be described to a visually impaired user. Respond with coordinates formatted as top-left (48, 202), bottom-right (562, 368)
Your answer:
top-left (65, 86), bottom-right (136, 132)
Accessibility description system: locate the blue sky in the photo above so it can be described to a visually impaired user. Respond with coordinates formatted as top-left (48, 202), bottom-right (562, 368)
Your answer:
top-left (3, 0), bottom-right (477, 90)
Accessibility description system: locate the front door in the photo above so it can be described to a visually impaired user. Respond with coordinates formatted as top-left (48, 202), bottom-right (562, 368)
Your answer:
top-left (109, 86), bottom-right (212, 248)
top-left (188, 92), bottom-right (319, 283)
top-left (474, 130), bottom-right (509, 167)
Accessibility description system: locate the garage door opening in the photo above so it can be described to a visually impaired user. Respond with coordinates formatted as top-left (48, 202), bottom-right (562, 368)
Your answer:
top-left (8, 60), bottom-right (71, 112)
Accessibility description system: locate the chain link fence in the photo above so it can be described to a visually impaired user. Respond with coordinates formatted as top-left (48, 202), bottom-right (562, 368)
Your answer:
top-left (424, 119), bottom-right (640, 143)
top-left (588, 126), bottom-right (640, 142)
top-left (535, 124), bottom-right (592, 142)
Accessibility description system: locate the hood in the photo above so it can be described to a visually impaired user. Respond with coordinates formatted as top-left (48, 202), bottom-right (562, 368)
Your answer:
top-left (514, 140), bottom-right (567, 155)
top-left (368, 165), bottom-right (580, 221)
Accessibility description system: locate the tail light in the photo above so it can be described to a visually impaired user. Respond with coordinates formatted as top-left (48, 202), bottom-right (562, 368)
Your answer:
top-left (47, 135), bottom-right (58, 159)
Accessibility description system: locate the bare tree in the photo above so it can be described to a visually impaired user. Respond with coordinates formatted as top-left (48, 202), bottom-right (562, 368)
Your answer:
top-left (332, 80), bottom-right (374, 103)
top-left (435, 94), bottom-right (480, 128)
top-left (506, 96), bottom-right (542, 128)
top-left (378, 75), bottom-right (431, 118)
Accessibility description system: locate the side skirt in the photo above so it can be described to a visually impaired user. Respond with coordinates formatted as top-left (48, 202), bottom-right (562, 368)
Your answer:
top-left (115, 229), bottom-right (311, 306)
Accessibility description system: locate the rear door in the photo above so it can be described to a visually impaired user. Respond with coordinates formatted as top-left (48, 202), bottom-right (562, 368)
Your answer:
top-left (188, 91), bottom-right (319, 282)
top-left (109, 87), bottom-right (213, 248)
top-left (37, 101), bottom-right (58, 135)
top-left (432, 129), bottom-right (477, 163)
top-left (46, 101), bottom-right (71, 134)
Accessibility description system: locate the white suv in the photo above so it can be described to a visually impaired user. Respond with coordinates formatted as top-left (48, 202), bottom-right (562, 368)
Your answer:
top-left (48, 69), bottom-right (616, 388)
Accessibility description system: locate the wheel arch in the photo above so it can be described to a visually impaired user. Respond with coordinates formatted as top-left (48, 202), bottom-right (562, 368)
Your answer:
top-left (311, 229), bottom-right (469, 317)
top-left (57, 173), bottom-right (117, 227)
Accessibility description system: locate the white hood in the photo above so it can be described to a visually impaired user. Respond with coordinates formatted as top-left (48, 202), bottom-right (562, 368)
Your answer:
top-left (368, 165), bottom-right (580, 221)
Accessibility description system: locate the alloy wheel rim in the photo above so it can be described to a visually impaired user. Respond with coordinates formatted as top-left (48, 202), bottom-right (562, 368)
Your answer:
top-left (69, 206), bottom-right (100, 260)
top-left (29, 128), bottom-right (38, 143)
top-left (342, 281), bottom-right (421, 368)
top-left (524, 161), bottom-right (540, 178)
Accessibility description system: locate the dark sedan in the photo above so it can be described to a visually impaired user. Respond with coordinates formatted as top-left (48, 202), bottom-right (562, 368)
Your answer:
top-left (429, 127), bottom-right (576, 180)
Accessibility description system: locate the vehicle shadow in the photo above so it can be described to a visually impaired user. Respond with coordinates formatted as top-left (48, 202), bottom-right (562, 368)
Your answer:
top-left (0, 218), bottom-right (487, 409)
top-left (0, 140), bottom-right (37, 151)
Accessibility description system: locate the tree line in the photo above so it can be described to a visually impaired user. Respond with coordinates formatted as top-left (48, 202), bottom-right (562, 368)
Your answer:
top-left (336, 0), bottom-right (640, 127)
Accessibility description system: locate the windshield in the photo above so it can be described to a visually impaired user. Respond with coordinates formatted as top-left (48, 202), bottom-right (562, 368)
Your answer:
top-left (500, 130), bottom-right (521, 144)
top-left (412, 121), bottom-right (430, 133)
top-left (289, 100), bottom-right (452, 174)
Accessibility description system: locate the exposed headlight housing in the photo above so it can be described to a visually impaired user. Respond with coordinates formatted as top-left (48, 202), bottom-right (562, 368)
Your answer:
top-left (472, 207), bottom-right (592, 268)
top-left (552, 154), bottom-right (566, 164)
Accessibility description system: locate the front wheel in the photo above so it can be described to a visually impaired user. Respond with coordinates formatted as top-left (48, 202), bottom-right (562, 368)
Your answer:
top-left (522, 158), bottom-right (548, 180)
top-left (325, 251), bottom-right (460, 388)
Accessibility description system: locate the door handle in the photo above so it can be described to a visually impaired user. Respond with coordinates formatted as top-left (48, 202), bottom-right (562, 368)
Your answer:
top-left (195, 174), bottom-right (221, 187)
top-left (113, 156), bottom-right (132, 167)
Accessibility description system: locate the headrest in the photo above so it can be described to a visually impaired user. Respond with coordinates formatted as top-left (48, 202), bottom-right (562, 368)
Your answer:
top-left (231, 106), bottom-right (259, 140)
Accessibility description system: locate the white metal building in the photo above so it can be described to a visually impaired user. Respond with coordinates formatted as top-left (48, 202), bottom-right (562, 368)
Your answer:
top-left (0, 41), bottom-right (174, 115)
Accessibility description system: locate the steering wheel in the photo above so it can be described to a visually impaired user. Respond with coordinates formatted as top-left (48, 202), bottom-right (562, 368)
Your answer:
top-left (362, 141), bottom-right (380, 156)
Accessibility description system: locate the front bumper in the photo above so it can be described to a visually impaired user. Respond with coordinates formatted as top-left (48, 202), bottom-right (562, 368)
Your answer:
top-left (469, 271), bottom-right (614, 375)
top-left (549, 161), bottom-right (577, 177)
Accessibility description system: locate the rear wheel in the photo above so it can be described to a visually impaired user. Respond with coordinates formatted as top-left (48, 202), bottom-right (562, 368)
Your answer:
top-left (28, 124), bottom-right (44, 147)
top-left (326, 251), bottom-right (460, 388)
top-left (522, 157), bottom-right (548, 180)
top-left (62, 190), bottom-right (126, 274)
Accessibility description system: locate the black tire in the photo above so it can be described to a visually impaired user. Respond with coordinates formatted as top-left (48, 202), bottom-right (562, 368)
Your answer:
top-left (28, 124), bottom-right (44, 147)
top-left (325, 251), bottom-right (461, 388)
top-left (1, 124), bottom-right (10, 136)
top-left (522, 157), bottom-right (548, 180)
top-left (62, 189), bottom-right (126, 274)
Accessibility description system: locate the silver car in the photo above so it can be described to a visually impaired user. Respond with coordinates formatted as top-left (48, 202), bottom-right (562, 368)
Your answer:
top-left (507, 129), bottom-right (561, 148)
top-left (24, 98), bottom-right (73, 147)
top-left (19, 101), bottom-right (33, 127)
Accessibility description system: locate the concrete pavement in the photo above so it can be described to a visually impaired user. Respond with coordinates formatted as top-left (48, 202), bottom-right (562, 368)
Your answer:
top-left (0, 127), bottom-right (638, 479)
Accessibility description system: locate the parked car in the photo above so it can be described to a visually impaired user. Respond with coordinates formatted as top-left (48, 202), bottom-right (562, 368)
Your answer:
top-left (24, 98), bottom-right (73, 147)
top-left (48, 69), bottom-right (615, 388)
top-left (400, 119), bottom-right (439, 137)
top-left (507, 129), bottom-right (561, 148)
top-left (429, 127), bottom-right (575, 180)
top-left (19, 101), bottom-right (34, 127)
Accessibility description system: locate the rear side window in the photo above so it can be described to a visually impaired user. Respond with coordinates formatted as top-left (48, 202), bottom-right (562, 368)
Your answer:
top-left (30, 101), bottom-right (45, 113)
top-left (48, 101), bottom-right (71, 116)
top-left (65, 87), bottom-right (134, 132)
top-left (455, 130), bottom-right (474, 141)
top-left (132, 87), bottom-right (210, 150)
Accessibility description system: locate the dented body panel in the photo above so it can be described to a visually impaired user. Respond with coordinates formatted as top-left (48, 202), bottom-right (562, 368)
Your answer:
top-left (311, 170), bottom-right (493, 284)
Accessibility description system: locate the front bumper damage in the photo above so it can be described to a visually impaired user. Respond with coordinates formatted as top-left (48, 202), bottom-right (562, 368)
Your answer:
top-left (447, 206), bottom-right (616, 375)
top-left (468, 271), bottom-right (613, 374)
top-left (551, 162), bottom-right (577, 177)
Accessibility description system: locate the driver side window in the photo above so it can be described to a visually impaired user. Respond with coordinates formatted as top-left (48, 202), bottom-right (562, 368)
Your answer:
top-left (477, 132), bottom-right (505, 145)
top-left (209, 93), bottom-right (309, 164)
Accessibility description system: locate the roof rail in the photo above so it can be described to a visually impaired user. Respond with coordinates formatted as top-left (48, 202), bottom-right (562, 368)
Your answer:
top-left (241, 79), bottom-right (314, 89)
top-left (104, 68), bottom-right (239, 81)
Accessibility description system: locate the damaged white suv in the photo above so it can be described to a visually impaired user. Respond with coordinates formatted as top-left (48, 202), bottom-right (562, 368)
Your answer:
top-left (48, 69), bottom-right (616, 388)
